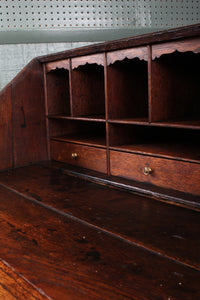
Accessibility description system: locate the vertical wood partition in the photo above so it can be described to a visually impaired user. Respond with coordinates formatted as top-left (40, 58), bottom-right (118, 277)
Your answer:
top-left (148, 45), bottom-right (152, 123)
top-left (43, 64), bottom-right (51, 160)
top-left (104, 52), bottom-right (110, 175)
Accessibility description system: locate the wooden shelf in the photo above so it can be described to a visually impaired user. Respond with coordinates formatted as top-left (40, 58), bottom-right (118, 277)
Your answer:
top-left (48, 114), bottom-right (106, 122)
top-left (151, 119), bottom-right (200, 130)
top-left (108, 118), bottom-right (149, 125)
top-left (110, 142), bottom-right (200, 164)
top-left (51, 134), bottom-right (106, 148)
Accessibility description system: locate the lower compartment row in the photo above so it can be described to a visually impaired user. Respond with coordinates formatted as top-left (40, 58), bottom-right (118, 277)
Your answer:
top-left (50, 140), bottom-right (200, 197)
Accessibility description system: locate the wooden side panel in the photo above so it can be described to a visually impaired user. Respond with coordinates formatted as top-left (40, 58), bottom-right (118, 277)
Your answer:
top-left (0, 86), bottom-right (13, 170)
top-left (12, 60), bottom-right (48, 166)
top-left (110, 150), bottom-right (200, 196)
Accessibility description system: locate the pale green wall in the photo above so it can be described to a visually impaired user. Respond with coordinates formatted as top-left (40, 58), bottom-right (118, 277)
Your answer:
top-left (0, 42), bottom-right (96, 91)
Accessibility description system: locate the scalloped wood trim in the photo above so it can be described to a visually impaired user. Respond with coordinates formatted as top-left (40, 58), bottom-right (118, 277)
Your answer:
top-left (152, 38), bottom-right (200, 60)
top-left (45, 59), bottom-right (70, 72)
top-left (107, 47), bottom-right (148, 65)
top-left (71, 53), bottom-right (105, 69)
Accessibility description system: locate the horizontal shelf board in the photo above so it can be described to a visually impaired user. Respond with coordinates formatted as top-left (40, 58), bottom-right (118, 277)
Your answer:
top-left (51, 134), bottom-right (106, 148)
top-left (151, 120), bottom-right (200, 130)
top-left (108, 118), bottom-right (149, 125)
top-left (110, 142), bottom-right (200, 164)
top-left (48, 114), bottom-right (106, 122)
top-left (109, 119), bottom-right (200, 128)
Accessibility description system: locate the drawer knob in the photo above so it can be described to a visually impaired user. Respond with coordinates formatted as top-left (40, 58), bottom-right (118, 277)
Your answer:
top-left (71, 152), bottom-right (78, 159)
top-left (143, 166), bottom-right (152, 176)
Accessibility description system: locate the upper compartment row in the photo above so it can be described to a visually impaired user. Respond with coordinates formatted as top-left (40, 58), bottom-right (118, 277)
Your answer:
top-left (44, 37), bottom-right (200, 129)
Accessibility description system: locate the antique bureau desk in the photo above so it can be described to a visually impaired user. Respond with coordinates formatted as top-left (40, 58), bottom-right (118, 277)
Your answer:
top-left (0, 24), bottom-right (200, 299)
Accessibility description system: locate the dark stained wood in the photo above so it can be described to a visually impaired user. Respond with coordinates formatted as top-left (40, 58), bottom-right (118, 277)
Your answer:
top-left (108, 122), bottom-right (200, 163)
top-left (50, 140), bottom-right (107, 173)
top-left (71, 53), bottom-right (105, 69)
top-left (107, 46), bottom-right (148, 65)
top-left (108, 118), bottom-right (149, 125)
top-left (0, 25), bottom-right (200, 298)
top-left (48, 119), bottom-right (106, 146)
top-left (151, 120), bottom-right (200, 130)
top-left (107, 57), bottom-right (148, 120)
top-left (45, 69), bottom-right (70, 116)
top-left (12, 60), bottom-right (48, 167)
top-left (44, 160), bottom-right (200, 210)
top-left (0, 259), bottom-right (49, 299)
top-left (0, 86), bottom-right (13, 170)
top-left (0, 182), bottom-right (200, 300)
top-left (152, 37), bottom-right (200, 59)
top-left (148, 45), bottom-right (153, 123)
top-left (48, 114), bottom-right (106, 122)
top-left (0, 164), bottom-right (200, 271)
top-left (109, 142), bottom-right (200, 164)
top-left (51, 134), bottom-right (106, 148)
top-left (151, 51), bottom-right (200, 123)
top-left (71, 63), bottom-right (105, 117)
top-left (43, 64), bottom-right (51, 160)
top-left (110, 150), bottom-right (200, 196)
top-left (45, 59), bottom-right (70, 72)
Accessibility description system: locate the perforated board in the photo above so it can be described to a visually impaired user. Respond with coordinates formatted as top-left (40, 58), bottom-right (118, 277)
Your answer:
top-left (0, 0), bottom-right (199, 31)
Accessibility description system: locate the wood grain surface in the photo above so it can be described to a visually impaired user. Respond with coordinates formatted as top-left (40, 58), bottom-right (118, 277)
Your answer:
top-left (50, 140), bottom-right (107, 173)
top-left (71, 54), bottom-right (105, 69)
top-left (45, 59), bottom-right (70, 72)
top-left (107, 46), bottom-right (148, 65)
top-left (110, 150), bottom-right (200, 196)
top-left (0, 86), bottom-right (13, 170)
top-left (0, 163), bottom-right (199, 272)
top-left (0, 178), bottom-right (200, 300)
top-left (12, 60), bottom-right (48, 166)
top-left (0, 259), bottom-right (50, 299)
top-left (152, 37), bottom-right (200, 59)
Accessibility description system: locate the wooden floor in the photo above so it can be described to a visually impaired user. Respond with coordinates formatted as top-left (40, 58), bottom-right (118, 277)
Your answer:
top-left (0, 162), bottom-right (199, 299)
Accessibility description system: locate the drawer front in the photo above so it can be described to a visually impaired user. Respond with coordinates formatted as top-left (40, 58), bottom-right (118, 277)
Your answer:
top-left (110, 150), bottom-right (200, 195)
top-left (50, 141), bottom-right (107, 174)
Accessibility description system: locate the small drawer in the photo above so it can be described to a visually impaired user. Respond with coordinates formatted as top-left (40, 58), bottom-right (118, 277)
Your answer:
top-left (50, 141), bottom-right (107, 174)
top-left (110, 150), bottom-right (200, 196)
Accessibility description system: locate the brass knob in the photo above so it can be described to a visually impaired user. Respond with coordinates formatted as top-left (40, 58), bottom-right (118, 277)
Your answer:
top-left (71, 152), bottom-right (78, 159)
top-left (143, 166), bottom-right (152, 176)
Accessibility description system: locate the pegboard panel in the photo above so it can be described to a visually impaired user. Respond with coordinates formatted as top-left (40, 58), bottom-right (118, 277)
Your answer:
top-left (150, 0), bottom-right (200, 28)
top-left (0, 0), bottom-right (199, 31)
top-left (0, 0), bottom-right (137, 30)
